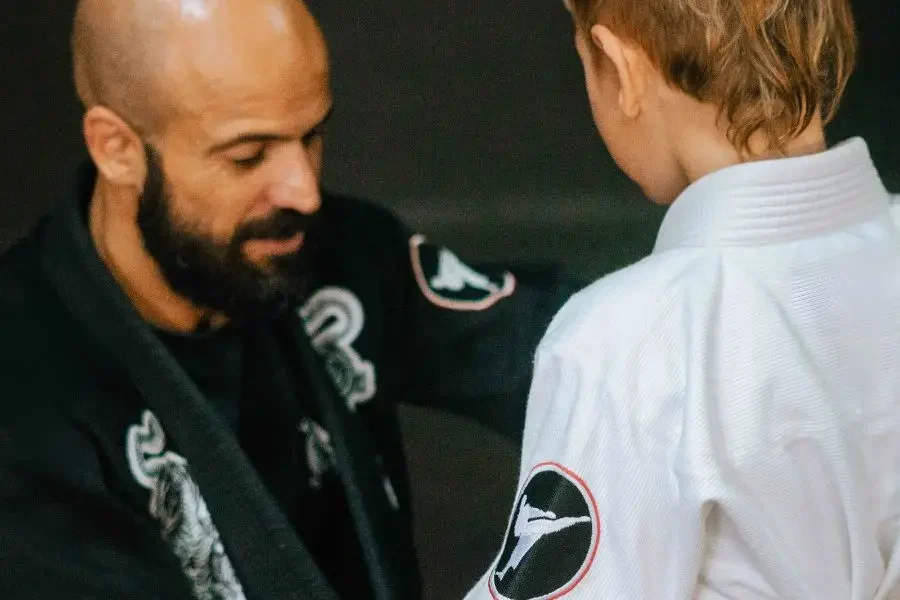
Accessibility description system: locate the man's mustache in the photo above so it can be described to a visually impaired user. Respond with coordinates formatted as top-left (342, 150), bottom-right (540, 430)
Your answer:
top-left (232, 210), bottom-right (318, 245)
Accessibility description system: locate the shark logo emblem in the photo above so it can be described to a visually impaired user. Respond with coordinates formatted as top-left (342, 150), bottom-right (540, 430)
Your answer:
top-left (126, 411), bottom-right (246, 600)
top-left (490, 463), bottom-right (600, 600)
top-left (298, 419), bottom-right (337, 490)
top-left (410, 235), bottom-right (516, 311)
top-left (300, 287), bottom-right (376, 411)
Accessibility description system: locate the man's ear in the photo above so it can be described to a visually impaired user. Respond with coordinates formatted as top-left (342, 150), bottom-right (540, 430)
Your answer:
top-left (83, 107), bottom-right (147, 189)
top-left (589, 25), bottom-right (646, 119)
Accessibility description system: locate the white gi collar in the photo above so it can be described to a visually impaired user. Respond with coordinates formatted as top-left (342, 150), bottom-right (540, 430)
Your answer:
top-left (654, 137), bottom-right (892, 252)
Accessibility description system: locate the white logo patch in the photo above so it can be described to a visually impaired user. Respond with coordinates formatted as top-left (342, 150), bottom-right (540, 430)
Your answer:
top-left (127, 411), bottom-right (246, 600)
top-left (410, 235), bottom-right (516, 311)
top-left (489, 462), bottom-right (600, 600)
top-left (299, 287), bottom-right (376, 411)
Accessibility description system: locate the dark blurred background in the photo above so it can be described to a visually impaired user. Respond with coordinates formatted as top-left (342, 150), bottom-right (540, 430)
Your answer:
top-left (1, 2), bottom-right (897, 598)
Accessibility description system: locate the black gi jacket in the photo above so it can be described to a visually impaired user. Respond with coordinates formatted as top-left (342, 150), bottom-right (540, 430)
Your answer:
top-left (0, 163), bottom-right (581, 600)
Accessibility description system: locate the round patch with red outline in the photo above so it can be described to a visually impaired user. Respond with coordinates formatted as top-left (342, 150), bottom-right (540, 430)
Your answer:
top-left (489, 462), bottom-right (600, 600)
top-left (409, 235), bottom-right (515, 311)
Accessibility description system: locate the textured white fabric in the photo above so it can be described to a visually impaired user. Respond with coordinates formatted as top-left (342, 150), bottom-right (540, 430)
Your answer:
top-left (466, 139), bottom-right (900, 600)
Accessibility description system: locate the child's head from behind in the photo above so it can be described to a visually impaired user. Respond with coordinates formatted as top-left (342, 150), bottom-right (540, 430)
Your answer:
top-left (565, 0), bottom-right (857, 203)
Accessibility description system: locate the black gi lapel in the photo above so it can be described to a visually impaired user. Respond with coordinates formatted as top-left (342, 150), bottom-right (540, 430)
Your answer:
top-left (38, 164), bottom-right (340, 600)
top-left (275, 314), bottom-right (403, 600)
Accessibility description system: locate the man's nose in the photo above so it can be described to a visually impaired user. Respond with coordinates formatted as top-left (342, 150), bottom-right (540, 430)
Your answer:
top-left (267, 144), bottom-right (321, 215)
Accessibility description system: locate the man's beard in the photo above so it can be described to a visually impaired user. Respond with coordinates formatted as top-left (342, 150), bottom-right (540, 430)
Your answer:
top-left (137, 145), bottom-right (319, 325)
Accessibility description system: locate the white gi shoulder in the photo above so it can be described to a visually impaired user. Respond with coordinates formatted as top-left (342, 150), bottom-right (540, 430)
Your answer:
top-left (540, 248), bottom-right (709, 362)
top-left (529, 249), bottom-right (716, 449)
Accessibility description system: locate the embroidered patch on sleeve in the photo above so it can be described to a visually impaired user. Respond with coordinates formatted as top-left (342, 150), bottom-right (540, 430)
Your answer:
top-left (489, 462), bottom-right (601, 600)
top-left (409, 234), bottom-right (516, 311)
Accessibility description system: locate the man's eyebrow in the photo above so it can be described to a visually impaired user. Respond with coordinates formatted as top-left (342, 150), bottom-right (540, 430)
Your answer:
top-left (207, 133), bottom-right (288, 155)
top-left (207, 106), bottom-right (335, 155)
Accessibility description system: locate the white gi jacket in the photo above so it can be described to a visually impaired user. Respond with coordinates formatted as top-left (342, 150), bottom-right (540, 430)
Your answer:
top-left (466, 138), bottom-right (900, 600)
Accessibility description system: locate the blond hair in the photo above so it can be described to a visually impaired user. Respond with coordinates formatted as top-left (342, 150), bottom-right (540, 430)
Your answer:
top-left (569, 0), bottom-right (858, 154)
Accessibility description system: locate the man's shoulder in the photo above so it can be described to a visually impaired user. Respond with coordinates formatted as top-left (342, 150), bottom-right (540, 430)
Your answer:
top-left (0, 242), bottom-right (74, 440)
top-left (321, 191), bottom-right (409, 240)
top-left (316, 192), bottom-right (420, 277)
top-left (0, 236), bottom-right (110, 474)
top-left (0, 230), bottom-right (80, 374)
top-left (0, 234), bottom-right (47, 322)
top-left (891, 194), bottom-right (899, 225)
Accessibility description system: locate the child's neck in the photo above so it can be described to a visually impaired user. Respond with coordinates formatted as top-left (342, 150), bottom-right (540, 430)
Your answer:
top-left (746, 119), bottom-right (828, 161)
top-left (673, 103), bottom-right (827, 188)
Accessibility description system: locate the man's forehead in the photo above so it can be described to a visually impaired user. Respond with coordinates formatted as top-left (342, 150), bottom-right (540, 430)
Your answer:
top-left (170, 72), bottom-right (332, 147)
top-left (168, 37), bottom-right (329, 102)
top-left (197, 92), bottom-right (333, 148)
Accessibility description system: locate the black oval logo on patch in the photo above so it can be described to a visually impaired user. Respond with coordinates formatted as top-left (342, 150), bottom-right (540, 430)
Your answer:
top-left (489, 462), bottom-right (600, 600)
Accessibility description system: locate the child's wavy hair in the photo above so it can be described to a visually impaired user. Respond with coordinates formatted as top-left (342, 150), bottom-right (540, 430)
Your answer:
top-left (569, 0), bottom-right (858, 154)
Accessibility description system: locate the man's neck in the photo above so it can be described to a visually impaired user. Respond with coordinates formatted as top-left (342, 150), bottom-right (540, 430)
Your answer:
top-left (88, 178), bottom-right (225, 333)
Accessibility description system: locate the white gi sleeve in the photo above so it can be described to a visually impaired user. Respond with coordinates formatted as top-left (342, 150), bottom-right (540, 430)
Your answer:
top-left (465, 346), bottom-right (707, 600)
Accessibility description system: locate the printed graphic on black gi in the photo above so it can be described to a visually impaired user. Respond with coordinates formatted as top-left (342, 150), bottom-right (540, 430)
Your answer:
top-left (409, 234), bottom-right (516, 311)
top-left (298, 418), bottom-right (337, 490)
top-left (127, 410), bottom-right (246, 600)
top-left (299, 287), bottom-right (376, 411)
top-left (490, 463), bottom-right (600, 600)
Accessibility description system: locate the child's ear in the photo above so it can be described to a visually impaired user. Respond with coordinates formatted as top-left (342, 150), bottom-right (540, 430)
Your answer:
top-left (589, 25), bottom-right (647, 119)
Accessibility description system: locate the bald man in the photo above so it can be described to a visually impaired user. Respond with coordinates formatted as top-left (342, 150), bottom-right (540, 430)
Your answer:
top-left (0, 1), bottom-right (581, 599)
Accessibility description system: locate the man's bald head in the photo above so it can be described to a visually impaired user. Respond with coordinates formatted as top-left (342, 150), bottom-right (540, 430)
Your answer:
top-left (72, 0), bottom-right (329, 138)
top-left (77, 0), bottom-right (333, 329)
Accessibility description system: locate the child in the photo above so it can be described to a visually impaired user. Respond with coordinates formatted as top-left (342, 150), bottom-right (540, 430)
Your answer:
top-left (466, 0), bottom-right (899, 598)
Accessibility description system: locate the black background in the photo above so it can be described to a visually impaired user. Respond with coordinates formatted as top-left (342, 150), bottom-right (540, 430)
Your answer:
top-left (1, 2), bottom-right (897, 598)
